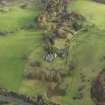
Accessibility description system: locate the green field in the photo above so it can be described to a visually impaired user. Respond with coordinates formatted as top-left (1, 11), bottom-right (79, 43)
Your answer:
top-left (0, 0), bottom-right (105, 105)
top-left (0, 7), bottom-right (41, 91)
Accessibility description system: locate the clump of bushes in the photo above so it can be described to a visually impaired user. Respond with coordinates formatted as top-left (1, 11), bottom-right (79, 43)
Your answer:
top-left (30, 60), bottom-right (41, 67)
top-left (0, 31), bottom-right (7, 36)
top-left (73, 92), bottom-right (84, 100)
top-left (21, 53), bottom-right (28, 60)
top-left (20, 3), bottom-right (28, 9)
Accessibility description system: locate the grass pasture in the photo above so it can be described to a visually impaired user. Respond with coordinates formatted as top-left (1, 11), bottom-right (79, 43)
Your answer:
top-left (19, 1), bottom-right (105, 105)
top-left (0, 6), bottom-right (41, 91)
top-left (0, 0), bottom-right (105, 105)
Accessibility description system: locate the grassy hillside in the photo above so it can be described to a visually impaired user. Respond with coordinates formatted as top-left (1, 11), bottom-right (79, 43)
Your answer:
top-left (0, 7), bottom-right (41, 91)
top-left (68, 0), bottom-right (105, 29)
top-left (0, 0), bottom-right (105, 105)
top-left (59, 0), bottom-right (105, 105)
top-left (19, 1), bottom-right (105, 105)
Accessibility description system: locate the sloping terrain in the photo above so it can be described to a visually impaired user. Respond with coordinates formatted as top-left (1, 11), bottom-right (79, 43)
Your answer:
top-left (0, 4), bottom-right (41, 91)
top-left (19, 1), bottom-right (105, 105)
top-left (0, 0), bottom-right (105, 105)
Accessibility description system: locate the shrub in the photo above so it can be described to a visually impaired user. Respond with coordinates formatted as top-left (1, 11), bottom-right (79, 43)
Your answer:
top-left (72, 20), bottom-right (83, 31)
top-left (21, 53), bottom-right (28, 60)
top-left (30, 60), bottom-right (41, 67)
